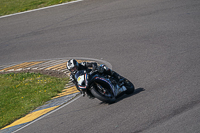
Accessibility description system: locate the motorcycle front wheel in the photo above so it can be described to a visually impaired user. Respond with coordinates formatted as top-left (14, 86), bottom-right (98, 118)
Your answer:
top-left (90, 85), bottom-right (116, 104)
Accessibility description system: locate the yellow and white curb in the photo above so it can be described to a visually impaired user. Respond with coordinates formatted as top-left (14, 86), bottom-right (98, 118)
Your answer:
top-left (0, 58), bottom-right (107, 133)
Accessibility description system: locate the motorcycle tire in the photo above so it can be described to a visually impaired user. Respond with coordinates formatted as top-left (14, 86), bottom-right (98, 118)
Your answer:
top-left (124, 78), bottom-right (135, 94)
top-left (90, 86), bottom-right (116, 104)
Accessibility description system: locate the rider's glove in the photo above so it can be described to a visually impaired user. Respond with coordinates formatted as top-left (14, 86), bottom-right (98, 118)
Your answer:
top-left (97, 66), bottom-right (104, 73)
top-left (92, 65), bottom-right (97, 72)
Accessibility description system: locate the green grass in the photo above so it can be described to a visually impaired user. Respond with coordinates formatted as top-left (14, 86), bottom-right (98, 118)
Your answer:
top-left (0, 0), bottom-right (73, 16)
top-left (0, 72), bottom-right (69, 129)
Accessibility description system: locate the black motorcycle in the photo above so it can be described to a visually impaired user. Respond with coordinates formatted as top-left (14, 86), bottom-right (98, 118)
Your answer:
top-left (74, 66), bottom-right (135, 103)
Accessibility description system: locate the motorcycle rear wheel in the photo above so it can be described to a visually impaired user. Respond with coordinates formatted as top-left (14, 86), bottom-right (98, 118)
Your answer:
top-left (124, 79), bottom-right (135, 94)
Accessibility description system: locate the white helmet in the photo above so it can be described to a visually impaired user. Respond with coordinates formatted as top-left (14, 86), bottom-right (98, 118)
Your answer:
top-left (67, 59), bottom-right (79, 74)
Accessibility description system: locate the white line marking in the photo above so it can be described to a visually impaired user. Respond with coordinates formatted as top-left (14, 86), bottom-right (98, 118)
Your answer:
top-left (12, 94), bottom-right (81, 133)
top-left (0, 0), bottom-right (83, 19)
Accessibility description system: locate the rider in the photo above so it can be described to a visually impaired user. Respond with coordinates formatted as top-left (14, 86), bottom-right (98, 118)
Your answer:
top-left (66, 59), bottom-right (124, 98)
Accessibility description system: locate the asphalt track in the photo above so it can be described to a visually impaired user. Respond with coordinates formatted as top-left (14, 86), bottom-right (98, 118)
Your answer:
top-left (0, 0), bottom-right (200, 132)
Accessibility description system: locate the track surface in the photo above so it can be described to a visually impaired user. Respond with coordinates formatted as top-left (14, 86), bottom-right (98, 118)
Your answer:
top-left (1, 0), bottom-right (200, 132)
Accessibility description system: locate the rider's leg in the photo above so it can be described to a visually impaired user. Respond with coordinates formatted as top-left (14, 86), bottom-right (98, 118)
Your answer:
top-left (100, 64), bottom-right (125, 83)
top-left (111, 71), bottom-right (125, 82)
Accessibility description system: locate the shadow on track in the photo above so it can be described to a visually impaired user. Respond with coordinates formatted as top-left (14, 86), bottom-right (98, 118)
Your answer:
top-left (99, 87), bottom-right (145, 105)
top-left (42, 88), bottom-right (145, 120)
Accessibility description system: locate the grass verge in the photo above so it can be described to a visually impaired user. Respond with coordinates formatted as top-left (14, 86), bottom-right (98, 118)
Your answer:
top-left (0, 72), bottom-right (69, 129)
top-left (0, 0), bottom-right (74, 16)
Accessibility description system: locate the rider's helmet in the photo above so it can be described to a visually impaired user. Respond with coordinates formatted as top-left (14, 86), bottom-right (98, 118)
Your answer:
top-left (67, 59), bottom-right (79, 74)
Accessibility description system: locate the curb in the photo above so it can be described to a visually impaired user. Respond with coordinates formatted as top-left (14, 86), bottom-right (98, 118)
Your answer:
top-left (0, 57), bottom-right (112, 133)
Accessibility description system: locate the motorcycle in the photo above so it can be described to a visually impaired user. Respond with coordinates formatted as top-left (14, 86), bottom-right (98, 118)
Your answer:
top-left (74, 66), bottom-right (135, 103)
top-left (75, 67), bottom-right (135, 103)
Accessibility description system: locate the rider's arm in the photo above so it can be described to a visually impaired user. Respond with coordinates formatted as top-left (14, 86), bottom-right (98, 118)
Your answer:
top-left (80, 62), bottom-right (97, 68)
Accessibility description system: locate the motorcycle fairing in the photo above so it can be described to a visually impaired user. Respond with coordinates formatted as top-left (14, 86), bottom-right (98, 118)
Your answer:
top-left (75, 70), bottom-right (88, 89)
top-left (94, 77), bottom-right (115, 96)
top-left (78, 74), bottom-right (88, 89)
